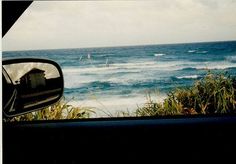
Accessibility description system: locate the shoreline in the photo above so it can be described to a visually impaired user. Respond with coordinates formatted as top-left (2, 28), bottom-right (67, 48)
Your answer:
top-left (67, 94), bottom-right (167, 117)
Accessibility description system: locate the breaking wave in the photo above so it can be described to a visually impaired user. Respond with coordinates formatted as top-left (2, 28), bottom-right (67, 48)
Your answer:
top-left (176, 75), bottom-right (199, 79)
top-left (154, 53), bottom-right (166, 57)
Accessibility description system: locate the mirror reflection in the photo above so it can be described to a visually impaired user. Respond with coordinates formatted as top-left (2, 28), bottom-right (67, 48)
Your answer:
top-left (3, 62), bottom-right (63, 115)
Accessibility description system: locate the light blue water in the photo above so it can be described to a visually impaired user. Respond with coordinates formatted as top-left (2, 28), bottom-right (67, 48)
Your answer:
top-left (3, 41), bottom-right (236, 113)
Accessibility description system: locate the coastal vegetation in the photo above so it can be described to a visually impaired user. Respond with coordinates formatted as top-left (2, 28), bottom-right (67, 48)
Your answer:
top-left (5, 98), bottom-right (93, 122)
top-left (136, 72), bottom-right (236, 116)
top-left (5, 72), bottom-right (236, 122)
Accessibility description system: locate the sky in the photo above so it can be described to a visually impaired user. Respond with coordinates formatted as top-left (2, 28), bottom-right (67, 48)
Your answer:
top-left (2, 0), bottom-right (236, 51)
top-left (3, 63), bottom-right (60, 83)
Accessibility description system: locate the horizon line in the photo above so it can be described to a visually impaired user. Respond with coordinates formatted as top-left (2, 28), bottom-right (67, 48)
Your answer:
top-left (3, 39), bottom-right (236, 52)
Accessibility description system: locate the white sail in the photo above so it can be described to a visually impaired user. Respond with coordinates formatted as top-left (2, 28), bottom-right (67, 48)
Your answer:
top-left (106, 58), bottom-right (109, 67)
top-left (87, 53), bottom-right (91, 59)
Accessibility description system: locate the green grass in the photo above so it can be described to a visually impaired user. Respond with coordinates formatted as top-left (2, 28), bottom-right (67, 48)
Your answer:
top-left (136, 72), bottom-right (236, 116)
top-left (5, 98), bottom-right (94, 122)
top-left (5, 72), bottom-right (236, 122)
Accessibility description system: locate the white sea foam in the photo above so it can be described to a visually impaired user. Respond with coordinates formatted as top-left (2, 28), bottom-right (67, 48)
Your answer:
top-left (104, 76), bottom-right (163, 85)
top-left (196, 51), bottom-right (208, 54)
top-left (64, 75), bottom-right (97, 88)
top-left (113, 61), bottom-right (236, 73)
top-left (63, 60), bottom-right (236, 89)
top-left (123, 61), bottom-right (184, 70)
top-left (195, 61), bottom-right (236, 70)
top-left (64, 73), bottom-right (161, 88)
top-left (62, 61), bottom-right (188, 75)
top-left (111, 61), bottom-right (158, 67)
top-left (62, 66), bottom-right (119, 74)
top-left (225, 56), bottom-right (236, 62)
top-left (62, 62), bottom-right (156, 74)
top-left (154, 53), bottom-right (166, 57)
top-left (176, 75), bottom-right (199, 79)
top-left (188, 50), bottom-right (196, 53)
top-left (68, 94), bottom-right (167, 117)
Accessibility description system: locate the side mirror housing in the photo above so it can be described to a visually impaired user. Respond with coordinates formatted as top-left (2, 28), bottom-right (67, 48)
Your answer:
top-left (2, 58), bottom-right (64, 117)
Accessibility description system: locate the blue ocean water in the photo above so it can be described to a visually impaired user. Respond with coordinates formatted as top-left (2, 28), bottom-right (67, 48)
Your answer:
top-left (3, 41), bottom-right (236, 114)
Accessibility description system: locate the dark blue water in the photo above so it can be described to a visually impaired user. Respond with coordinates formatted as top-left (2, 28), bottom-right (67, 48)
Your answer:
top-left (3, 41), bottom-right (236, 113)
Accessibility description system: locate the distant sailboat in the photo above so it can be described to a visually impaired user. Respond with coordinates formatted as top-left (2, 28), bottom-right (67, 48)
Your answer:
top-left (87, 53), bottom-right (95, 67)
top-left (87, 53), bottom-right (91, 59)
top-left (79, 55), bottom-right (83, 61)
top-left (105, 58), bottom-right (109, 67)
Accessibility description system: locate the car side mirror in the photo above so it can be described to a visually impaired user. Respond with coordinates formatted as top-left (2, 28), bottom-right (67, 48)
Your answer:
top-left (2, 58), bottom-right (64, 117)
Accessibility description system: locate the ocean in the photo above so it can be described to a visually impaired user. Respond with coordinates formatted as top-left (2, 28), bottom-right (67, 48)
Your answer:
top-left (3, 41), bottom-right (236, 116)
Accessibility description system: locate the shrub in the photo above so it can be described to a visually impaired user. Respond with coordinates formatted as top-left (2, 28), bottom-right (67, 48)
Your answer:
top-left (5, 99), bottom-right (94, 122)
top-left (136, 73), bottom-right (236, 116)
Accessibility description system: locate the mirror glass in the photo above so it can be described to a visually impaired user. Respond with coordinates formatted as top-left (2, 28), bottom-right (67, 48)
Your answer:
top-left (3, 61), bottom-right (63, 117)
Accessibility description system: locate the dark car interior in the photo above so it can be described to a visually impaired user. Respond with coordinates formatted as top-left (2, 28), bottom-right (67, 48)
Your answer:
top-left (2, 1), bottom-right (236, 163)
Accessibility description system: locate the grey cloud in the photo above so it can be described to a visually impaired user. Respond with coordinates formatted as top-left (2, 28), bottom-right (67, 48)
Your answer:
top-left (2, 1), bottom-right (236, 51)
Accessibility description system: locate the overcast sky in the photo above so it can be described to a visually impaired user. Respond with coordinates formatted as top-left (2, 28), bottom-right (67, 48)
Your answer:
top-left (3, 63), bottom-right (59, 83)
top-left (2, 0), bottom-right (236, 51)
